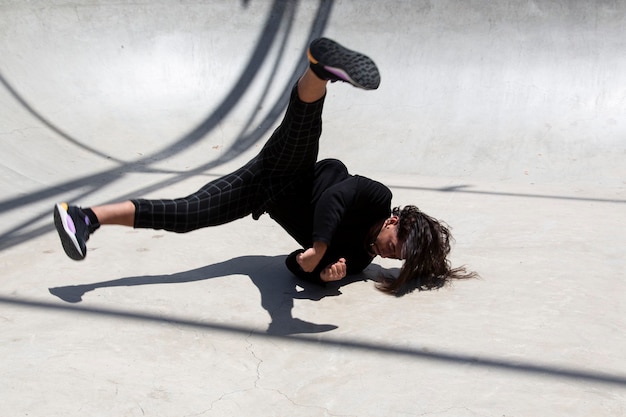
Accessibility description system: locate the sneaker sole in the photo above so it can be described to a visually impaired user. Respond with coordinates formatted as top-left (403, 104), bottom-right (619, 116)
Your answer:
top-left (308, 38), bottom-right (381, 90)
top-left (54, 203), bottom-right (85, 260)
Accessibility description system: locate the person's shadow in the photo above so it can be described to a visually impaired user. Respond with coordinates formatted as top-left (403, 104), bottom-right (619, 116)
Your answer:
top-left (49, 255), bottom-right (384, 335)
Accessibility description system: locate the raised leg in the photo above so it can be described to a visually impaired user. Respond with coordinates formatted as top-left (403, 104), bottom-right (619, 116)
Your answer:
top-left (297, 68), bottom-right (328, 103)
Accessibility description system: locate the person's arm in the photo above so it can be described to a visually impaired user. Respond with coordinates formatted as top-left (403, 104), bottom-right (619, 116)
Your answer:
top-left (320, 258), bottom-right (347, 282)
top-left (285, 249), bottom-right (326, 285)
top-left (286, 250), bottom-right (347, 285)
top-left (296, 241), bottom-right (328, 272)
top-left (293, 176), bottom-right (391, 276)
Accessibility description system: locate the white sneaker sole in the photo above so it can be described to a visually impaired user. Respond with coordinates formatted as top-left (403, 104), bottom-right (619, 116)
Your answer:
top-left (54, 203), bottom-right (85, 260)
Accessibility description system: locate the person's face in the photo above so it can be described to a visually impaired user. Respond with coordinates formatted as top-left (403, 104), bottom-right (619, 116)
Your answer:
top-left (370, 216), bottom-right (404, 260)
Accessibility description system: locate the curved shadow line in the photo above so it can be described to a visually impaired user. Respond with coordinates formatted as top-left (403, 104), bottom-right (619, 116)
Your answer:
top-left (229, 3), bottom-right (299, 152)
top-left (0, 0), bottom-right (293, 167)
top-left (109, 0), bottom-right (331, 185)
top-left (1, 295), bottom-right (625, 387)
top-left (0, 183), bottom-right (105, 250)
top-left (0, 0), bottom-right (332, 209)
top-left (0, 0), bottom-right (333, 250)
top-left (0, 70), bottom-right (127, 164)
top-left (142, 0), bottom-right (297, 162)
top-left (207, 0), bottom-right (333, 163)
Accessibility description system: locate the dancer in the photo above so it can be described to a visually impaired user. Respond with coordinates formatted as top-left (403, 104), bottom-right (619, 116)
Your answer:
top-left (54, 38), bottom-right (475, 295)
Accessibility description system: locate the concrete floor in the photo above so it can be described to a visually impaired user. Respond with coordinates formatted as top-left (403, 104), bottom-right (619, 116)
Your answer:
top-left (1, 1), bottom-right (625, 416)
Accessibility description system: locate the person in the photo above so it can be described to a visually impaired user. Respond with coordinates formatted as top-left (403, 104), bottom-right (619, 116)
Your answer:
top-left (53, 38), bottom-right (476, 295)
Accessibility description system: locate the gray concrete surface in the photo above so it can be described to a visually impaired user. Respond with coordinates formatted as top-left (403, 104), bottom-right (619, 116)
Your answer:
top-left (1, 1), bottom-right (625, 416)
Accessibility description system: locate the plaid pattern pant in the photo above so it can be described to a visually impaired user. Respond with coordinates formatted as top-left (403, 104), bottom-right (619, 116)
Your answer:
top-left (132, 85), bottom-right (325, 233)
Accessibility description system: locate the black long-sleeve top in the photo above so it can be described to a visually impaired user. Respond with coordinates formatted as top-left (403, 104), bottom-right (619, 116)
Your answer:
top-left (267, 159), bottom-right (392, 284)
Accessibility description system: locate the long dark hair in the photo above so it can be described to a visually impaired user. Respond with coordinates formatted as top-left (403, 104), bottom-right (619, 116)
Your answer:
top-left (377, 205), bottom-right (478, 296)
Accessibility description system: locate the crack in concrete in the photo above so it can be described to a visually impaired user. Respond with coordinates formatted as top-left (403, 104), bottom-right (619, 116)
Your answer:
top-left (240, 333), bottom-right (358, 417)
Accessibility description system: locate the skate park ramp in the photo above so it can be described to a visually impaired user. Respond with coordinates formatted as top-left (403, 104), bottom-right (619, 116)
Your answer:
top-left (1, 1), bottom-right (625, 416)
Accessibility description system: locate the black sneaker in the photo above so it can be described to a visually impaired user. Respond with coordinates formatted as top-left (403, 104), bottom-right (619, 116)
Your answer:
top-left (53, 203), bottom-right (96, 260)
top-left (307, 37), bottom-right (381, 90)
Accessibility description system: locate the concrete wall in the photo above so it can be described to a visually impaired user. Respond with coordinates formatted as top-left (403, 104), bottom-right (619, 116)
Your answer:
top-left (1, 0), bottom-right (624, 192)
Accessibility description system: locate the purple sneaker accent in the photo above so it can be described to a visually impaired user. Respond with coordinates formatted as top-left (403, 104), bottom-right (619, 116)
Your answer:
top-left (53, 203), bottom-right (93, 261)
top-left (67, 216), bottom-right (76, 234)
top-left (307, 38), bottom-right (381, 90)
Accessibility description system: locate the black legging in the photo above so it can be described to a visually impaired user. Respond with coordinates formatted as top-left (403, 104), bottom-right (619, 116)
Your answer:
top-left (131, 85), bottom-right (326, 232)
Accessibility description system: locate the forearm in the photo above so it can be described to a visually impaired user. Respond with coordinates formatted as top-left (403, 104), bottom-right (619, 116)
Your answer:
top-left (296, 241), bottom-right (328, 272)
top-left (285, 249), bottom-right (326, 285)
top-left (286, 249), bottom-right (348, 284)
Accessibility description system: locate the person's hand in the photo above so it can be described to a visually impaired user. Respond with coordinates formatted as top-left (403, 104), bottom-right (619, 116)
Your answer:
top-left (296, 241), bottom-right (328, 272)
top-left (320, 258), bottom-right (347, 282)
